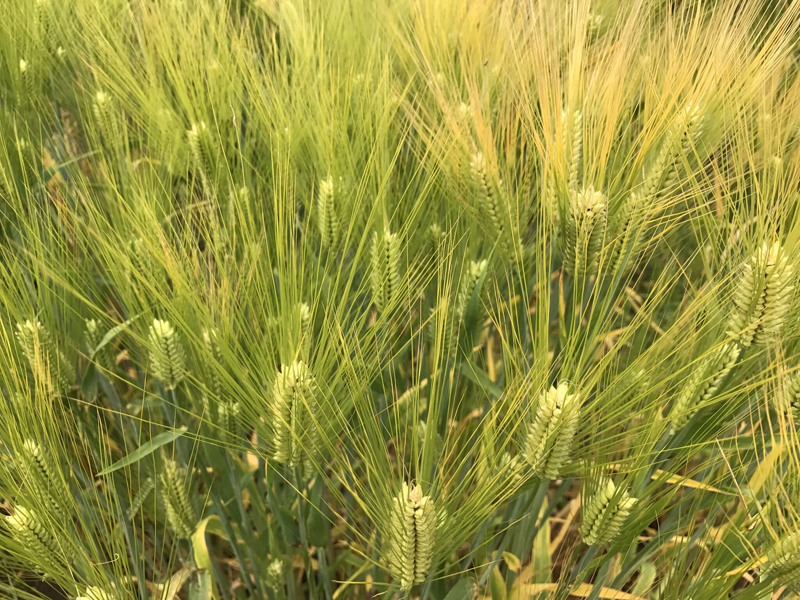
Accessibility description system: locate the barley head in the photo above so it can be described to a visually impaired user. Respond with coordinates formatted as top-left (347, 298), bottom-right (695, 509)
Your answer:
top-left (16, 319), bottom-right (74, 392)
top-left (729, 241), bottom-right (794, 347)
top-left (370, 228), bottom-right (401, 313)
top-left (563, 186), bottom-right (607, 278)
top-left (202, 328), bottom-right (223, 399)
top-left (316, 175), bottom-right (340, 248)
top-left (668, 343), bottom-right (740, 434)
top-left (387, 482), bottom-right (437, 590)
top-left (20, 440), bottom-right (68, 521)
top-left (148, 319), bottom-right (186, 387)
top-left (761, 530), bottom-right (800, 593)
top-left (160, 459), bottom-right (197, 539)
top-left (523, 382), bottom-right (580, 480)
top-left (455, 259), bottom-right (488, 324)
top-left (579, 478), bottom-right (638, 546)
top-left (6, 505), bottom-right (67, 573)
top-left (470, 152), bottom-right (508, 250)
top-left (271, 361), bottom-right (319, 478)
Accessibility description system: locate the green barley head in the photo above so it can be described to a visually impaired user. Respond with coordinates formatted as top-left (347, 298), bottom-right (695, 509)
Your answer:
top-left (20, 440), bottom-right (67, 522)
top-left (523, 382), bottom-right (580, 480)
top-left (202, 327), bottom-right (223, 399)
top-left (387, 482), bottom-right (437, 590)
top-left (563, 186), bottom-right (607, 278)
top-left (160, 459), bottom-right (197, 539)
top-left (579, 478), bottom-right (638, 546)
top-left (728, 241), bottom-right (795, 347)
top-left (148, 319), bottom-right (186, 388)
top-left (668, 342), bottom-right (740, 435)
top-left (15, 319), bottom-right (74, 392)
top-left (761, 530), bottom-right (800, 593)
top-left (271, 361), bottom-right (319, 478)
top-left (784, 369), bottom-right (800, 427)
top-left (6, 505), bottom-right (67, 573)
top-left (316, 175), bottom-right (340, 249)
top-left (455, 259), bottom-right (488, 324)
top-left (370, 228), bottom-right (401, 313)
top-left (470, 151), bottom-right (508, 249)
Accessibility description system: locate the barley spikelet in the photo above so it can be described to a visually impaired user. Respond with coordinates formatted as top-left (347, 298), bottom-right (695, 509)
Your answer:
top-left (387, 482), bottom-right (437, 590)
top-left (728, 242), bottom-right (795, 347)
top-left (761, 530), bottom-right (800, 593)
top-left (148, 319), bottom-right (186, 387)
top-left (641, 103), bottom-right (705, 202)
top-left (297, 302), bottom-right (312, 357)
top-left (668, 343), bottom-right (740, 434)
top-left (187, 121), bottom-right (213, 188)
top-left (85, 318), bottom-right (114, 374)
top-left (266, 558), bottom-right (285, 590)
top-left (579, 478), bottom-right (638, 546)
top-left (470, 152), bottom-right (508, 251)
top-left (6, 505), bottom-right (67, 572)
top-left (271, 361), bottom-right (319, 478)
top-left (76, 586), bottom-right (117, 600)
top-left (316, 175), bottom-right (340, 248)
top-left (610, 192), bottom-right (643, 274)
top-left (523, 382), bottom-right (580, 480)
top-left (92, 91), bottom-right (120, 149)
top-left (455, 259), bottom-right (488, 323)
top-left (127, 477), bottom-right (155, 519)
top-left (218, 400), bottom-right (242, 444)
top-left (20, 440), bottom-right (68, 521)
top-left (16, 319), bottom-right (74, 392)
top-left (160, 459), bottom-right (197, 538)
top-left (784, 369), bottom-right (800, 426)
top-left (202, 328), bottom-right (223, 399)
top-left (370, 228), bottom-right (401, 312)
top-left (563, 186), bottom-right (607, 278)
top-left (562, 108), bottom-right (583, 192)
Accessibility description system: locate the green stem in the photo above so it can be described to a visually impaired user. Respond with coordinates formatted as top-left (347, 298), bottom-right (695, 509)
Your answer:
top-left (294, 468), bottom-right (318, 600)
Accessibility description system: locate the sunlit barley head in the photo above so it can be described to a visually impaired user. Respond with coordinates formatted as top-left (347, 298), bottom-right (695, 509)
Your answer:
top-left (523, 382), bottom-right (580, 480)
top-left (148, 319), bottom-right (186, 388)
top-left (579, 478), bottom-right (637, 546)
top-left (729, 241), bottom-right (795, 347)
top-left (387, 482), bottom-right (436, 590)
top-left (271, 361), bottom-right (319, 478)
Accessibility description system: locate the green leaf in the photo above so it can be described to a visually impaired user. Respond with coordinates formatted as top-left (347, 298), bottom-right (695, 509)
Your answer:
top-left (90, 315), bottom-right (141, 360)
top-left (188, 570), bottom-right (213, 600)
top-left (97, 427), bottom-right (187, 476)
top-left (81, 362), bottom-right (98, 401)
top-left (444, 578), bottom-right (477, 600)
top-left (306, 506), bottom-right (329, 548)
top-left (460, 362), bottom-right (503, 398)
top-left (631, 562), bottom-right (656, 596)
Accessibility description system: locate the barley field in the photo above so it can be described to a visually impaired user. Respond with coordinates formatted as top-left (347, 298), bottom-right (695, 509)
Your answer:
top-left (1, 1), bottom-right (800, 599)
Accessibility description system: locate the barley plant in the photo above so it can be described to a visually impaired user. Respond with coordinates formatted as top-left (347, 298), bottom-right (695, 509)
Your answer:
top-left (2, 1), bottom-right (800, 599)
